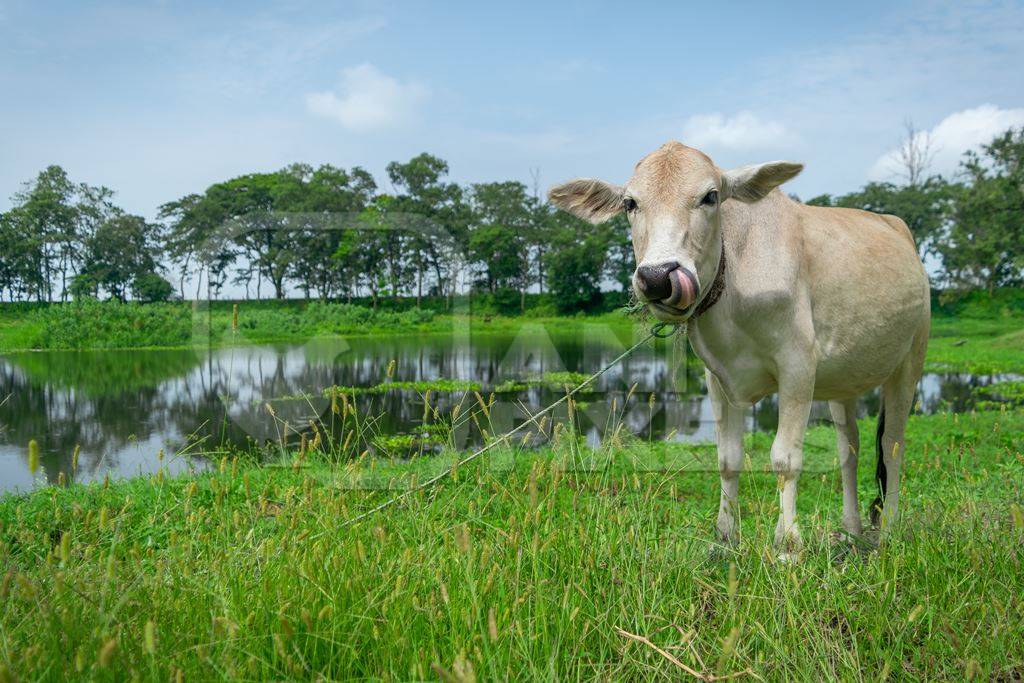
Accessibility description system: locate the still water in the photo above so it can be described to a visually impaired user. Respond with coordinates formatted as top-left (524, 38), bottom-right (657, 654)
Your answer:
top-left (0, 325), bottom-right (1013, 494)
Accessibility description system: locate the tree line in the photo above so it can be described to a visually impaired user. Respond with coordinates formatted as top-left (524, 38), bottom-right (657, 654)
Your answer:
top-left (1, 126), bottom-right (1021, 311)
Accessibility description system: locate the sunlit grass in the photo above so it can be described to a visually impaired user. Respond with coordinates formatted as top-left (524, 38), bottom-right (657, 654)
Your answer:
top-left (1, 409), bottom-right (1022, 680)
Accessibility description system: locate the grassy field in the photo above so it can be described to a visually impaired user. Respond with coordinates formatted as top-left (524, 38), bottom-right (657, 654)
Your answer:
top-left (927, 316), bottom-right (1024, 374)
top-left (1, 409), bottom-right (1022, 680)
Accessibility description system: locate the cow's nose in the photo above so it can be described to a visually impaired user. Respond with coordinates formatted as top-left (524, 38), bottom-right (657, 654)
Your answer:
top-left (635, 261), bottom-right (699, 309)
top-left (636, 261), bottom-right (681, 301)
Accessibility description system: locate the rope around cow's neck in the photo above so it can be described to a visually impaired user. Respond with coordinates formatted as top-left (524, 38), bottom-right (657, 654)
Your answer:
top-left (336, 321), bottom-right (679, 529)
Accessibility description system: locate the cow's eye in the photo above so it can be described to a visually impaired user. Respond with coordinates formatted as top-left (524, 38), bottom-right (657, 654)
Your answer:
top-left (623, 197), bottom-right (638, 212)
top-left (701, 190), bottom-right (719, 207)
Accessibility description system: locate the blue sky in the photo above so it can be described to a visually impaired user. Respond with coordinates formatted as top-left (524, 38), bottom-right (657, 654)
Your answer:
top-left (2, 0), bottom-right (1024, 217)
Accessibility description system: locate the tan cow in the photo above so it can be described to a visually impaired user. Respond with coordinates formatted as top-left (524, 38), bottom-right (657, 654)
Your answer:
top-left (550, 141), bottom-right (929, 558)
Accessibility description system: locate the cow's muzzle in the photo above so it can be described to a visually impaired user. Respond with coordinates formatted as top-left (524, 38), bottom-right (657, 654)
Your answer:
top-left (635, 260), bottom-right (699, 311)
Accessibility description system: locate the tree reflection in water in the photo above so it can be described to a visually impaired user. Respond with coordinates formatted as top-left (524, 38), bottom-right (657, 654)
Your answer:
top-left (0, 332), bottom-right (1014, 493)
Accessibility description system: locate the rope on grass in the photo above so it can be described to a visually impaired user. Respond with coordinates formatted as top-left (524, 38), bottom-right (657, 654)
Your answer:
top-left (339, 321), bottom-right (679, 528)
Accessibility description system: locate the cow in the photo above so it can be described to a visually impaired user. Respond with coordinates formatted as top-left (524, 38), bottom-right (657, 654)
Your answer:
top-left (549, 141), bottom-right (930, 558)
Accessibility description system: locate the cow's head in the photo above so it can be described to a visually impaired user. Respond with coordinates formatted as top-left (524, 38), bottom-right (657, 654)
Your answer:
top-left (548, 141), bottom-right (802, 321)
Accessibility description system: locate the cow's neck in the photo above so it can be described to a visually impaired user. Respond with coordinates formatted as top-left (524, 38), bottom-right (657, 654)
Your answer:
top-left (690, 242), bottom-right (726, 319)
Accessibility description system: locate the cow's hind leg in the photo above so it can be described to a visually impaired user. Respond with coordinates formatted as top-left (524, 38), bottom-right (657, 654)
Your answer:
top-left (873, 332), bottom-right (927, 536)
top-left (829, 399), bottom-right (862, 537)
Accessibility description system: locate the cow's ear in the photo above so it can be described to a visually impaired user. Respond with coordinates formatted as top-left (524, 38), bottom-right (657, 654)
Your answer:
top-left (548, 178), bottom-right (624, 224)
top-left (721, 161), bottom-right (803, 203)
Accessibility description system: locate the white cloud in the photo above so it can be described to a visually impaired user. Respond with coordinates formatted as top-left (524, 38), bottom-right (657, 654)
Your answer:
top-left (869, 104), bottom-right (1024, 181)
top-left (681, 112), bottom-right (793, 152)
top-left (306, 64), bottom-right (429, 132)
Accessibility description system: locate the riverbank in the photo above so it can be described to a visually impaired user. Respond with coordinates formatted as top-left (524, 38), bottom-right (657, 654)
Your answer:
top-left (3, 297), bottom-right (1023, 376)
top-left (0, 299), bottom-right (637, 352)
top-left (1, 409), bottom-right (1022, 679)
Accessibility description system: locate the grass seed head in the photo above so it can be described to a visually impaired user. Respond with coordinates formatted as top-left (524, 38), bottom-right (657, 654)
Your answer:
top-left (144, 620), bottom-right (157, 655)
top-left (488, 607), bottom-right (499, 642)
top-left (28, 439), bottom-right (39, 475)
top-left (455, 524), bottom-right (471, 554)
top-left (1012, 503), bottom-right (1024, 530)
top-left (98, 638), bottom-right (118, 668)
top-left (59, 531), bottom-right (70, 564)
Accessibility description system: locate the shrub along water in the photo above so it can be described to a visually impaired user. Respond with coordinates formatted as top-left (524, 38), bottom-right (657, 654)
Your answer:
top-left (1, 287), bottom-right (1021, 353)
top-left (26, 300), bottom-right (194, 350)
top-left (1, 300), bottom-right (444, 351)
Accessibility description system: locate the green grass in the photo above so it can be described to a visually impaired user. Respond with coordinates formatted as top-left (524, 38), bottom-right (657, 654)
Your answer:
top-left (927, 317), bottom-right (1024, 373)
top-left (0, 300), bottom-right (445, 351)
top-left (0, 299), bottom-right (634, 352)
top-left (322, 379), bottom-right (485, 397)
top-left (920, 297), bottom-right (1024, 374)
top-left (1, 409), bottom-right (1022, 680)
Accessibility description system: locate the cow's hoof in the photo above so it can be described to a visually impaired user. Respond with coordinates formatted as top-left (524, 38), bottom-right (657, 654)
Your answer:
top-left (829, 541), bottom-right (857, 565)
top-left (830, 530), bottom-right (875, 564)
top-left (776, 551), bottom-right (800, 565)
top-left (707, 541), bottom-right (737, 564)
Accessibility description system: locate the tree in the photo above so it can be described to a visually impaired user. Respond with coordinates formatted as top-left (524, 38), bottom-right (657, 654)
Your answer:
top-left (938, 127), bottom-right (1024, 292)
top-left (544, 211), bottom-right (610, 313)
top-left (11, 166), bottom-right (77, 301)
top-left (132, 272), bottom-right (175, 302)
top-left (74, 213), bottom-right (164, 301)
top-left (386, 154), bottom-right (468, 306)
top-left (159, 193), bottom-right (216, 300)
top-left (603, 213), bottom-right (635, 293)
top-left (334, 196), bottom-right (396, 308)
top-left (893, 119), bottom-right (937, 187)
top-left (162, 164), bottom-right (376, 301)
top-left (287, 165), bottom-right (376, 299)
top-left (0, 210), bottom-right (36, 301)
top-left (467, 181), bottom-right (536, 310)
top-left (2, 166), bottom-right (118, 301)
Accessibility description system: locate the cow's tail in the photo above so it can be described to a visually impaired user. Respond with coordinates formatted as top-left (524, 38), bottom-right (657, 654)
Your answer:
top-left (869, 401), bottom-right (886, 526)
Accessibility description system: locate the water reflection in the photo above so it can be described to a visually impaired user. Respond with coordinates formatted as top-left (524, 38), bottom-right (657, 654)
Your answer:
top-left (0, 329), bottom-right (1016, 493)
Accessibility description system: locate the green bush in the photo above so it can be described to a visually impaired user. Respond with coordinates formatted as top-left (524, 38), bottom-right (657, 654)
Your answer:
top-left (933, 287), bottom-right (1024, 319)
top-left (26, 300), bottom-right (192, 349)
top-left (234, 301), bottom-right (436, 340)
top-left (132, 273), bottom-right (175, 303)
top-left (491, 287), bottom-right (522, 316)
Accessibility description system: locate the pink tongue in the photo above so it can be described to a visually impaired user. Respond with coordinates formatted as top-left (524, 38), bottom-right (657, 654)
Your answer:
top-left (664, 269), bottom-right (695, 309)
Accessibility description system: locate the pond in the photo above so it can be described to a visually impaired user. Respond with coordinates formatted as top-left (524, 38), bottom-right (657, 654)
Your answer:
top-left (0, 324), bottom-right (1016, 494)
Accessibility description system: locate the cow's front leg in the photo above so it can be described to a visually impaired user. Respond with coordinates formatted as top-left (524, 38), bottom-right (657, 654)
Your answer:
top-left (708, 371), bottom-right (746, 548)
top-left (771, 376), bottom-right (813, 559)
